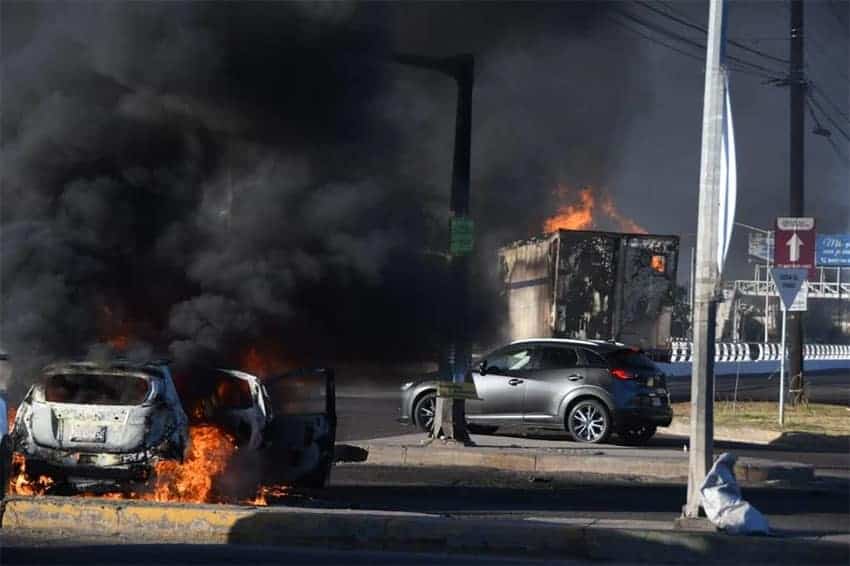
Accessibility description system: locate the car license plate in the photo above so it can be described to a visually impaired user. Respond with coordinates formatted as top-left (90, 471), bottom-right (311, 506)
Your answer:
top-left (651, 397), bottom-right (662, 407)
top-left (69, 423), bottom-right (107, 443)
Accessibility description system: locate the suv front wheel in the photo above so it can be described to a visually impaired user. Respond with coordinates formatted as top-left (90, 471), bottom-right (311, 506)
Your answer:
top-left (567, 399), bottom-right (611, 444)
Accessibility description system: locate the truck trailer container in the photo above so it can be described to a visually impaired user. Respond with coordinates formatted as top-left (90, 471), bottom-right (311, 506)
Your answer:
top-left (499, 230), bottom-right (679, 349)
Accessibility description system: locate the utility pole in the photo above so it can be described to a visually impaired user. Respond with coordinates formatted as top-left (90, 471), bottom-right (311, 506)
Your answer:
top-left (681, 0), bottom-right (725, 521)
top-left (788, 0), bottom-right (806, 406)
top-left (393, 53), bottom-right (474, 443)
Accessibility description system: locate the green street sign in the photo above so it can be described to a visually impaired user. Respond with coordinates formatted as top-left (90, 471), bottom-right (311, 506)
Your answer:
top-left (450, 217), bottom-right (474, 255)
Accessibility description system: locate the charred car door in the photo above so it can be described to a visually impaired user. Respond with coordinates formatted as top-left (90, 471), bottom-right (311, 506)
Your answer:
top-left (261, 368), bottom-right (335, 488)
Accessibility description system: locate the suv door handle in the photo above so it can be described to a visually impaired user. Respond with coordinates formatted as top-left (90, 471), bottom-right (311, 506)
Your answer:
top-left (567, 374), bottom-right (583, 381)
top-left (508, 378), bottom-right (524, 386)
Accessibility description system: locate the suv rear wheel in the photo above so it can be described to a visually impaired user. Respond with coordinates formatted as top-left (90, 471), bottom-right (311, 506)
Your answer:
top-left (567, 399), bottom-right (611, 443)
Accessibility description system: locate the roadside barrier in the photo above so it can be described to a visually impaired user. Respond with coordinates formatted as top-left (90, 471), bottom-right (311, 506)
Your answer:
top-left (663, 342), bottom-right (850, 363)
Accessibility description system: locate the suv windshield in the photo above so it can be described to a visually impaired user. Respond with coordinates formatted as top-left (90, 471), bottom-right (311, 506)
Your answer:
top-left (604, 349), bottom-right (657, 371)
top-left (44, 373), bottom-right (151, 405)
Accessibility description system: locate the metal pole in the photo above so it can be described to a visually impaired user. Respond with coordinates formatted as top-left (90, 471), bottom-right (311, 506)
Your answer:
top-left (788, 0), bottom-right (806, 405)
top-left (392, 54), bottom-right (474, 443)
top-left (780, 305), bottom-right (787, 426)
top-left (689, 246), bottom-right (696, 339)
top-left (765, 248), bottom-right (771, 344)
top-left (448, 56), bottom-right (474, 442)
top-left (682, 0), bottom-right (725, 520)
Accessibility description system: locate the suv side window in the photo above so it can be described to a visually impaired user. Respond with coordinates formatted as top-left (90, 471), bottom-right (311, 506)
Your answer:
top-left (535, 347), bottom-right (579, 370)
top-left (579, 348), bottom-right (609, 368)
top-left (485, 346), bottom-right (535, 374)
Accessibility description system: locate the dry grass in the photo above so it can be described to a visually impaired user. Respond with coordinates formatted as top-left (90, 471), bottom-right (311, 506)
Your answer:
top-left (671, 401), bottom-right (850, 435)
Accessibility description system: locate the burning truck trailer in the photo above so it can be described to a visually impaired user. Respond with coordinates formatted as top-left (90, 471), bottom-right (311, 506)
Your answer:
top-left (499, 230), bottom-right (680, 352)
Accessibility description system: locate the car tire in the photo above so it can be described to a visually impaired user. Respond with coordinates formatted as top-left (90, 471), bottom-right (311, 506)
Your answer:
top-left (413, 392), bottom-right (437, 433)
top-left (467, 424), bottom-right (498, 435)
top-left (566, 399), bottom-right (611, 444)
top-left (619, 425), bottom-right (657, 446)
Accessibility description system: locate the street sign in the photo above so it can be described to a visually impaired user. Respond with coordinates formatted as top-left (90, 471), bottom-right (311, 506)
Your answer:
top-left (816, 234), bottom-right (850, 267)
top-left (789, 281), bottom-right (808, 312)
top-left (774, 217), bottom-right (816, 277)
top-left (450, 216), bottom-right (474, 255)
top-left (771, 267), bottom-right (807, 310)
top-left (747, 231), bottom-right (774, 262)
top-left (436, 381), bottom-right (480, 400)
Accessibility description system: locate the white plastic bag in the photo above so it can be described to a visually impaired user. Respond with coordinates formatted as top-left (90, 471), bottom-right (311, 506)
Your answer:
top-left (700, 452), bottom-right (770, 535)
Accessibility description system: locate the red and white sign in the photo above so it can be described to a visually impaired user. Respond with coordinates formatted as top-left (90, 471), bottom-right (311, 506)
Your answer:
top-left (774, 217), bottom-right (816, 278)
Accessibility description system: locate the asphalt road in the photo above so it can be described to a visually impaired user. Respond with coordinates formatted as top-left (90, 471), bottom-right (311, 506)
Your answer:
top-left (335, 368), bottom-right (850, 444)
top-left (0, 531), bottom-right (590, 565)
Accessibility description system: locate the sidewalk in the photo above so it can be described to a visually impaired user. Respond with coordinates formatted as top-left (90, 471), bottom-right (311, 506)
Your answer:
top-left (338, 432), bottom-right (815, 485)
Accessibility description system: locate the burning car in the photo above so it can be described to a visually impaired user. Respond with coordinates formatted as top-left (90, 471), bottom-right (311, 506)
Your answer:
top-left (177, 368), bottom-right (272, 450)
top-left (11, 360), bottom-right (188, 491)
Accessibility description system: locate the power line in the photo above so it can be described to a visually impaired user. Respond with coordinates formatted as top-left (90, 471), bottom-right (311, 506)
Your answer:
top-left (808, 93), bottom-right (850, 142)
top-left (615, 7), bottom-right (786, 78)
top-left (808, 97), bottom-right (850, 166)
top-left (607, 13), bottom-right (779, 81)
top-left (637, 0), bottom-right (790, 65)
top-left (810, 84), bottom-right (850, 123)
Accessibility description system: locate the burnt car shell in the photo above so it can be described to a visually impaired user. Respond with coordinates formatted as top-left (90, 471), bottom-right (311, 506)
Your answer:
top-left (178, 368), bottom-right (272, 450)
top-left (261, 367), bottom-right (336, 488)
top-left (11, 361), bottom-right (188, 489)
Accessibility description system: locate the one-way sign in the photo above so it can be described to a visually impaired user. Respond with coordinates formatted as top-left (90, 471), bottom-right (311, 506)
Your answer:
top-left (774, 217), bottom-right (816, 278)
top-left (771, 267), bottom-right (808, 310)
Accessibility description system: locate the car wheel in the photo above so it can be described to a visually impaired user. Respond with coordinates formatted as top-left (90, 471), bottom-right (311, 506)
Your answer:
top-left (567, 399), bottom-right (611, 444)
top-left (467, 424), bottom-right (498, 435)
top-left (413, 392), bottom-right (437, 433)
top-left (619, 425), bottom-right (657, 446)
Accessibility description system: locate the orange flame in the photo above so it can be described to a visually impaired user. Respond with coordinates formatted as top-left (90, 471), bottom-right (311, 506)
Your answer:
top-left (143, 425), bottom-right (237, 503)
top-left (98, 305), bottom-right (134, 351)
top-left (9, 453), bottom-right (55, 496)
top-left (7, 424), bottom-right (286, 505)
top-left (241, 346), bottom-right (290, 378)
top-left (544, 186), bottom-right (647, 234)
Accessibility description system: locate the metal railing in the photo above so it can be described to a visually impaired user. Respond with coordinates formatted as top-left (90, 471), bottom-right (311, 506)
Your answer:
top-left (733, 279), bottom-right (850, 299)
top-left (668, 341), bottom-right (850, 363)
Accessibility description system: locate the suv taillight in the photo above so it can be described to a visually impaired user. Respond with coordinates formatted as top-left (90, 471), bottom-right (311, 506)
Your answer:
top-left (610, 368), bottom-right (635, 380)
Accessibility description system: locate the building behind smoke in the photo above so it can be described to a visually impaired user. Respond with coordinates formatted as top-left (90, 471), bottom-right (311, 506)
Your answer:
top-left (499, 230), bottom-right (679, 349)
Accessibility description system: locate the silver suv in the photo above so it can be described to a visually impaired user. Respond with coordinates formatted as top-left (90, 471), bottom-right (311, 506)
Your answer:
top-left (399, 339), bottom-right (672, 444)
top-left (11, 360), bottom-right (189, 490)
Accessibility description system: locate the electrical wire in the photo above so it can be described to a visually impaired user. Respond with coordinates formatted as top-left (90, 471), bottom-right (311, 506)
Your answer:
top-left (614, 7), bottom-right (787, 78)
top-left (810, 84), bottom-right (850, 123)
top-left (637, 0), bottom-right (791, 66)
top-left (808, 93), bottom-right (850, 142)
top-left (606, 13), bottom-right (777, 81)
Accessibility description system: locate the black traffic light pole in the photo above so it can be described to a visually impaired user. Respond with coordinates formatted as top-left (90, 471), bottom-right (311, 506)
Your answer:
top-left (394, 54), bottom-right (474, 442)
top-left (788, 0), bottom-right (806, 404)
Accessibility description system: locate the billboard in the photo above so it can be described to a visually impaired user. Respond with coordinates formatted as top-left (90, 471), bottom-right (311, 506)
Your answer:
top-left (816, 234), bottom-right (850, 267)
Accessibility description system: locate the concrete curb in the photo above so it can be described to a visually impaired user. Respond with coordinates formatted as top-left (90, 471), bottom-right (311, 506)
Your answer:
top-left (665, 420), bottom-right (783, 445)
top-left (341, 442), bottom-right (815, 485)
top-left (2, 496), bottom-right (848, 564)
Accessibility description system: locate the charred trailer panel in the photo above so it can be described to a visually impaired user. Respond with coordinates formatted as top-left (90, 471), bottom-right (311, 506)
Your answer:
top-left (499, 230), bottom-right (679, 349)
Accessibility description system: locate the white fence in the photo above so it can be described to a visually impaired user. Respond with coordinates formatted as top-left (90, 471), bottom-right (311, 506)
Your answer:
top-left (668, 341), bottom-right (850, 363)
